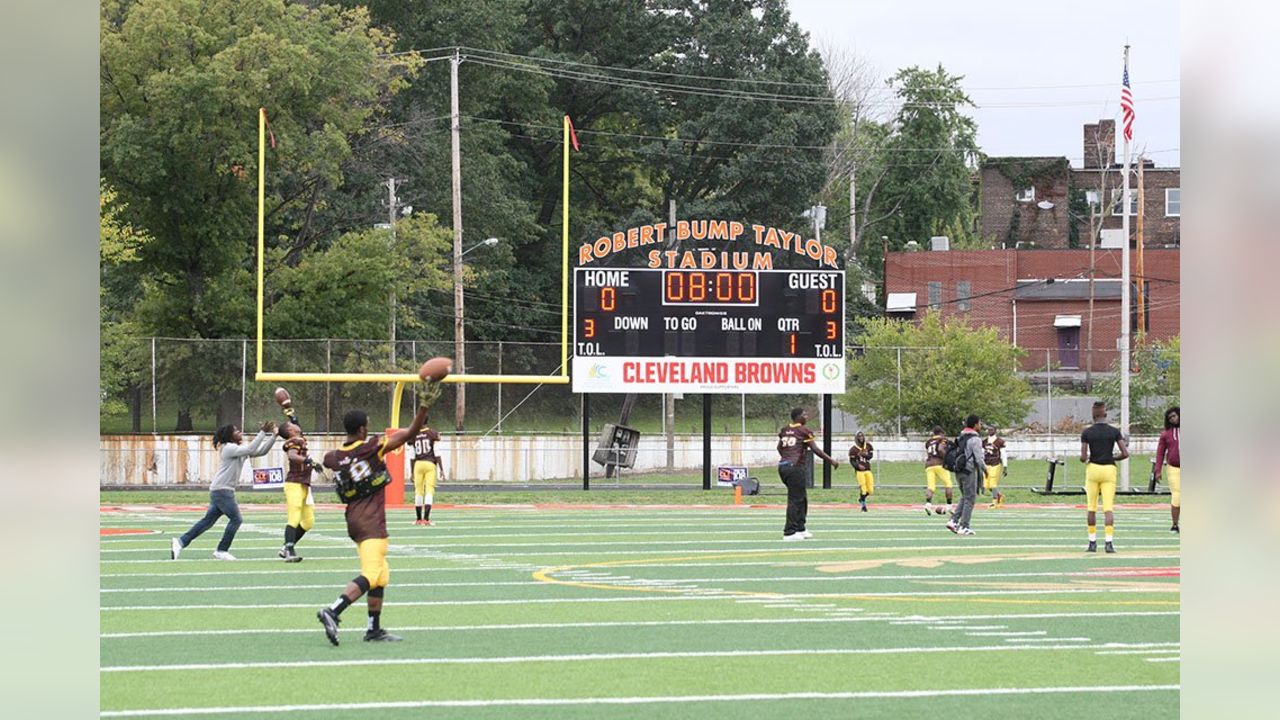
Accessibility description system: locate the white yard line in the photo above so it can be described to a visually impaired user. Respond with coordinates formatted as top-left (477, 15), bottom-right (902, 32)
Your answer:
top-left (101, 642), bottom-right (1182, 673)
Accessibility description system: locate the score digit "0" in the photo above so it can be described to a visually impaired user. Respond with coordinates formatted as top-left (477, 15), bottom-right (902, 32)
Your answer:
top-left (821, 288), bottom-right (837, 314)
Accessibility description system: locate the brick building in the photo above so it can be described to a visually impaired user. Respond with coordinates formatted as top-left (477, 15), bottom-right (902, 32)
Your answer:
top-left (978, 119), bottom-right (1181, 250)
top-left (884, 248), bottom-right (1179, 372)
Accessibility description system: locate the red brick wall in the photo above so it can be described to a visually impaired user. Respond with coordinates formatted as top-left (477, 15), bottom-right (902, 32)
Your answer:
top-left (1073, 166), bottom-right (1180, 247)
top-left (979, 160), bottom-right (1072, 249)
top-left (884, 248), bottom-right (1180, 370)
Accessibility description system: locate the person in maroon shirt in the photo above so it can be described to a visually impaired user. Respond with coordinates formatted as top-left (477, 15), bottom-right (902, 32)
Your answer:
top-left (777, 407), bottom-right (840, 541)
top-left (1153, 406), bottom-right (1180, 533)
top-left (316, 382), bottom-right (438, 645)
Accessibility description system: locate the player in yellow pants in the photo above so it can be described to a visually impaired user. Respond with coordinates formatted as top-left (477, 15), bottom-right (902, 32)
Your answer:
top-left (276, 390), bottom-right (315, 562)
top-left (410, 420), bottom-right (443, 525)
top-left (848, 432), bottom-right (875, 512)
top-left (983, 427), bottom-right (1006, 508)
top-left (1080, 401), bottom-right (1129, 553)
top-left (1154, 406), bottom-right (1180, 533)
top-left (923, 427), bottom-right (953, 515)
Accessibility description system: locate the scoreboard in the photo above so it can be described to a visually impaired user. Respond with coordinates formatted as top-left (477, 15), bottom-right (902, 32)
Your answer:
top-left (571, 268), bottom-right (846, 394)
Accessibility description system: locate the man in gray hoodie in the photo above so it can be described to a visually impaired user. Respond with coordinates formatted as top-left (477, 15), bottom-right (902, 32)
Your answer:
top-left (946, 414), bottom-right (985, 536)
top-left (171, 420), bottom-right (277, 560)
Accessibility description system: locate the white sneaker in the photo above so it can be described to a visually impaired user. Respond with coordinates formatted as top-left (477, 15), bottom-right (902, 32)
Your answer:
top-left (958, 527), bottom-right (976, 536)
top-left (170, 537), bottom-right (183, 560)
top-left (782, 533), bottom-right (806, 542)
top-left (801, 530), bottom-right (814, 539)
top-left (212, 550), bottom-right (237, 561)
top-left (945, 520), bottom-right (959, 533)
top-left (923, 502), bottom-right (933, 516)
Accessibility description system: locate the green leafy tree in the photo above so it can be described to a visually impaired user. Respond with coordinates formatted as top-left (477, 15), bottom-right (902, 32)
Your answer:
top-left (101, 0), bottom-right (418, 429)
top-left (100, 183), bottom-right (150, 428)
top-left (841, 313), bottom-right (1031, 435)
top-left (1096, 336), bottom-right (1180, 433)
top-left (864, 65), bottom-right (980, 265)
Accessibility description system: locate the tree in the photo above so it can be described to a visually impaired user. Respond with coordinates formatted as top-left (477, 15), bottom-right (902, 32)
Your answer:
top-left (1096, 336), bottom-right (1180, 433)
top-left (870, 65), bottom-right (980, 257)
top-left (100, 182), bottom-right (150, 429)
top-left (101, 0), bottom-right (419, 428)
top-left (840, 313), bottom-right (1032, 435)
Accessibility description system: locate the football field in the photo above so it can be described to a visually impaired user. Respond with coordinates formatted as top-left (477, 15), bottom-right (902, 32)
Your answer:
top-left (101, 502), bottom-right (1179, 718)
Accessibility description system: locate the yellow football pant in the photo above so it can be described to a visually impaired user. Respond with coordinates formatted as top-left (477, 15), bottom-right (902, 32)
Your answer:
top-left (413, 460), bottom-right (438, 503)
top-left (357, 538), bottom-right (390, 588)
top-left (1085, 463), bottom-right (1118, 513)
top-left (983, 465), bottom-right (1002, 490)
top-left (283, 482), bottom-right (314, 531)
top-left (1167, 466), bottom-right (1180, 508)
top-left (926, 465), bottom-right (952, 491)
top-left (856, 470), bottom-right (874, 495)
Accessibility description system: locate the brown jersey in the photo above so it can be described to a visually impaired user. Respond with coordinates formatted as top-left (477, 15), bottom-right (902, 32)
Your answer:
top-left (983, 436), bottom-right (1006, 466)
top-left (323, 436), bottom-right (390, 543)
top-left (925, 435), bottom-right (948, 467)
top-left (283, 436), bottom-right (311, 486)
top-left (777, 424), bottom-right (815, 466)
top-left (410, 428), bottom-right (441, 466)
top-left (848, 441), bottom-right (873, 471)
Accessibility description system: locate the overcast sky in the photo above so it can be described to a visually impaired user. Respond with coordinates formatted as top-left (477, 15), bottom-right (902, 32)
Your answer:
top-left (786, 0), bottom-right (1181, 168)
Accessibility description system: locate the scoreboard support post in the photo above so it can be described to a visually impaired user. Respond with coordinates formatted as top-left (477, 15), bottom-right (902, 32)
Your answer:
top-left (702, 395), bottom-right (712, 490)
top-left (581, 394), bottom-right (590, 490)
top-left (822, 394), bottom-right (833, 489)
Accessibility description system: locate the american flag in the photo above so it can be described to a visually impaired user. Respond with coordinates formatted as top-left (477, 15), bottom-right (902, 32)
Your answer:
top-left (1119, 65), bottom-right (1135, 143)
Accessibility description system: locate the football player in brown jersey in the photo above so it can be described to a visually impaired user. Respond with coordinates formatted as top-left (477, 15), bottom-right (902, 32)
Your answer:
top-left (316, 382), bottom-right (440, 645)
top-left (777, 407), bottom-right (840, 541)
top-left (924, 426), bottom-right (954, 515)
top-left (409, 417), bottom-right (443, 525)
top-left (848, 432), bottom-right (874, 512)
top-left (276, 393), bottom-right (314, 562)
top-left (983, 426), bottom-right (1007, 508)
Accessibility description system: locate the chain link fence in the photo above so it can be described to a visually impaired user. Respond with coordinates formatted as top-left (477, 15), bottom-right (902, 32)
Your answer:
top-left (102, 338), bottom-right (1156, 437)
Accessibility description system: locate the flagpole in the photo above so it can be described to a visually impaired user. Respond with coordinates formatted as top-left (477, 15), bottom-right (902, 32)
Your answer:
top-left (1119, 45), bottom-right (1132, 491)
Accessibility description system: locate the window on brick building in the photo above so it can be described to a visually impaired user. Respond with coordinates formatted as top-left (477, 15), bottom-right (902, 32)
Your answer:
top-left (1166, 188), bottom-right (1181, 216)
top-left (1110, 189), bottom-right (1139, 216)
top-left (956, 281), bottom-right (971, 312)
top-left (1085, 190), bottom-right (1100, 208)
top-left (927, 281), bottom-right (942, 310)
top-left (1015, 186), bottom-right (1035, 202)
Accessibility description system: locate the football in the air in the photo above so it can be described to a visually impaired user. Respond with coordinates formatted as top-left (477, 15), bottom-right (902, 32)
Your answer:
top-left (418, 356), bottom-right (453, 382)
top-left (274, 387), bottom-right (291, 407)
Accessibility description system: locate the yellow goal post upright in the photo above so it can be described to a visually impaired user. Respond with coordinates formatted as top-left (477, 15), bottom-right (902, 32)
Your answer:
top-left (253, 107), bottom-right (572, 419)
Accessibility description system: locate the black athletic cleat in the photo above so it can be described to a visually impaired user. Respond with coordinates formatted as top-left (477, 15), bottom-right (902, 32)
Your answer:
top-left (317, 608), bottom-right (341, 646)
top-left (283, 545), bottom-right (302, 563)
top-left (1086, 540), bottom-right (1097, 553)
top-left (363, 628), bottom-right (402, 642)
top-left (1104, 541), bottom-right (1116, 554)
top-left (278, 546), bottom-right (289, 560)
top-left (1170, 525), bottom-right (1179, 534)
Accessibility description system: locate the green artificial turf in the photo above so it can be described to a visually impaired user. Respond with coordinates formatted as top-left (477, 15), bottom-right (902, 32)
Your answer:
top-left (101, 503), bottom-right (1179, 718)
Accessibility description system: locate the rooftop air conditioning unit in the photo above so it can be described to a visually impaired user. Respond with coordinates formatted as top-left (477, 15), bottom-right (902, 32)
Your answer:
top-left (930, 235), bottom-right (950, 251)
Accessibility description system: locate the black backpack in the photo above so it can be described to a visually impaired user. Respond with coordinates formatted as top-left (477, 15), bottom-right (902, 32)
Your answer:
top-left (942, 434), bottom-right (970, 474)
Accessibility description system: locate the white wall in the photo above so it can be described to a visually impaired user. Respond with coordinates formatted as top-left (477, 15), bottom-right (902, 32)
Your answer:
top-left (100, 433), bottom-right (1160, 486)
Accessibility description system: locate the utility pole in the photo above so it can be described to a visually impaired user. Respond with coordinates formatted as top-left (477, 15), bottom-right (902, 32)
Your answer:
top-left (1085, 201), bottom-right (1097, 390)
top-left (849, 168), bottom-right (858, 258)
top-left (450, 49), bottom-right (466, 433)
top-left (1136, 155), bottom-right (1146, 339)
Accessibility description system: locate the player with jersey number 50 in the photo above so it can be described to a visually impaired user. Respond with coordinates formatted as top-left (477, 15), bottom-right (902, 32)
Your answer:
top-left (315, 380), bottom-right (442, 645)
top-left (777, 407), bottom-right (839, 541)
